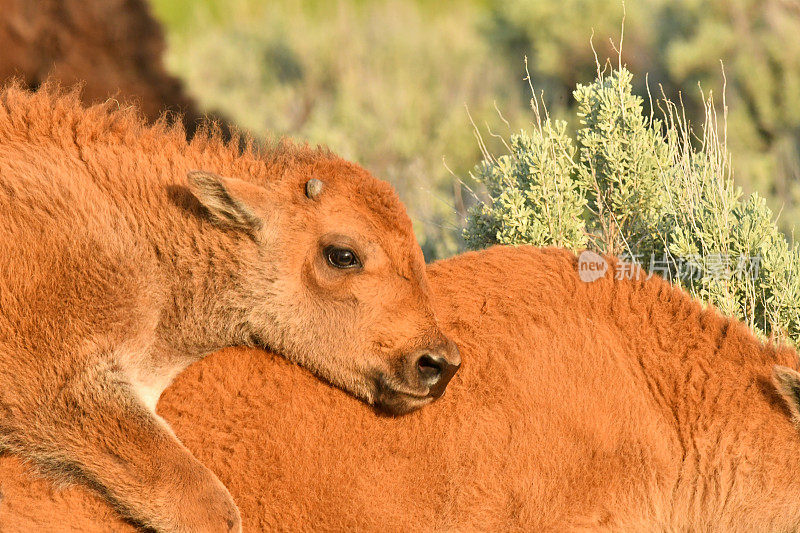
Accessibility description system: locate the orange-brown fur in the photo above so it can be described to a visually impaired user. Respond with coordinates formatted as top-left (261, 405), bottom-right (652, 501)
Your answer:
top-left (0, 0), bottom-right (215, 137)
top-left (0, 86), bottom-right (458, 532)
top-left (2, 246), bottom-right (800, 531)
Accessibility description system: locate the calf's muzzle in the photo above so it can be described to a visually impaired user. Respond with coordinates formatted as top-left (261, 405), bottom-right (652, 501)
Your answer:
top-left (410, 339), bottom-right (461, 398)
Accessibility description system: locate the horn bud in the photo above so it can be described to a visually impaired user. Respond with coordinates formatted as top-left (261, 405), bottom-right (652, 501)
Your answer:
top-left (305, 178), bottom-right (325, 200)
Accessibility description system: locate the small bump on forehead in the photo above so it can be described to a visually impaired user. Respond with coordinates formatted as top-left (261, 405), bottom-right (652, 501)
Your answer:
top-left (305, 178), bottom-right (325, 200)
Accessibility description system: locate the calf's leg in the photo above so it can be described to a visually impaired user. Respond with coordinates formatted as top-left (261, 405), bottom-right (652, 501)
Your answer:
top-left (5, 359), bottom-right (240, 533)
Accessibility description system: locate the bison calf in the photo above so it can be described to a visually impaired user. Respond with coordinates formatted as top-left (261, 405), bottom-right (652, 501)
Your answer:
top-left (0, 85), bottom-right (459, 532)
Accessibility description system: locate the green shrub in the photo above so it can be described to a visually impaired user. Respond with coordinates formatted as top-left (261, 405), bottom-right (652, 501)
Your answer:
top-left (486, 0), bottom-right (800, 240)
top-left (463, 120), bottom-right (586, 249)
top-left (573, 68), bottom-right (670, 258)
top-left (466, 66), bottom-right (800, 347)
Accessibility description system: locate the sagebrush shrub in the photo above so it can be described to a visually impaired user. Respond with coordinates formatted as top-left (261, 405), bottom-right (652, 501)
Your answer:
top-left (488, 0), bottom-right (800, 239)
top-left (464, 121), bottom-right (586, 249)
top-left (466, 66), bottom-right (800, 347)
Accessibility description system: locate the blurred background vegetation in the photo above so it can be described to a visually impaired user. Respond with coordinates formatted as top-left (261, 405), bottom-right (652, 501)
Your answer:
top-left (147, 0), bottom-right (800, 260)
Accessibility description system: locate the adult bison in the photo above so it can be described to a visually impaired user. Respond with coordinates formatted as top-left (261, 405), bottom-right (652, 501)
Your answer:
top-left (2, 246), bottom-right (800, 531)
top-left (0, 0), bottom-right (210, 137)
top-left (0, 85), bottom-right (459, 532)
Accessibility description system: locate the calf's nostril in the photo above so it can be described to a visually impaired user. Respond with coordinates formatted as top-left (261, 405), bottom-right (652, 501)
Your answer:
top-left (416, 353), bottom-right (444, 383)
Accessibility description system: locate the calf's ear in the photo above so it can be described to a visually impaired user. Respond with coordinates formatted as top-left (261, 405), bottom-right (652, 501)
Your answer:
top-left (187, 170), bottom-right (264, 231)
top-left (773, 365), bottom-right (800, 421)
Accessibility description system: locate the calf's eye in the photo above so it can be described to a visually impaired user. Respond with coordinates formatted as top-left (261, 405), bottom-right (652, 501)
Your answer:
top-left (324, 246), bottom-right (361, 269)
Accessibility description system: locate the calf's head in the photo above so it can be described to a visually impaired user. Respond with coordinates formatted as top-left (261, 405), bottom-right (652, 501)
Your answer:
top-left (186, 157), bottom-right (459, 414)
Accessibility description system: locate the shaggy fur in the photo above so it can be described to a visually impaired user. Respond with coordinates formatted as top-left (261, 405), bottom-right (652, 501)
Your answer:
top-left (0, 0), bottom-right (213, 137)
top-left (0, 85), bottom-right (458, 532)
top-left (2, 246), bottom-right (800, 531)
